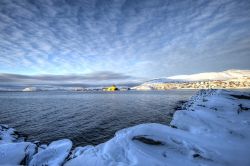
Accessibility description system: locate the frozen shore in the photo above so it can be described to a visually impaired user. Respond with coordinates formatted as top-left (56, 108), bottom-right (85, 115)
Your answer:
top-left (0, 89), bottom-right (250, 166)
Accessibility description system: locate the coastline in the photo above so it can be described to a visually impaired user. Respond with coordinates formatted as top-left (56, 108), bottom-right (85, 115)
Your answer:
top-left (0, 94), bottom-right (188, 147)
top-left (1, 89), bottom-right (250, 165)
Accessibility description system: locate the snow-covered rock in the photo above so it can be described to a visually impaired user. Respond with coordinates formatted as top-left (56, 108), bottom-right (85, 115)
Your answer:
top-left (65, 89), bottom-right (250, 166)
top-left (0, 125), bottom-right (72, 165)
top-left (0, 125), bottom-right (36, 165)
top-left (29, 139), bottom-right (72, 166)
top-left (0, 142), bottom-right (35, 165)
top-left (0, 124), bottom-right (25, 143)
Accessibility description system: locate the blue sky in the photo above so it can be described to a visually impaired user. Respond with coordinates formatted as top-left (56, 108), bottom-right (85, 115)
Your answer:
top-left (0, 0), bottom-right (250, 86)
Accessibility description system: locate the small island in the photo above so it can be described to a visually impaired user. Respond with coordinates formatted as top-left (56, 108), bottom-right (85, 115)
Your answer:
top-left (22, 87), bottom-right (37, 92)
top-left (103, 85), bottom-right (119, 91)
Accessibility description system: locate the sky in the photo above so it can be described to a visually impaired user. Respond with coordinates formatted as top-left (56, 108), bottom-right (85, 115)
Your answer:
top-left (0, 0), bottom-right (250, 87)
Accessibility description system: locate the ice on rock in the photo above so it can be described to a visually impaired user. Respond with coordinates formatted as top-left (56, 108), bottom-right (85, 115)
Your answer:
top-left (0, 126), bottom-right (72, 165)
top-left (68, 145), bottom-right (94, 159)
top-left (0, 142), bottom-right (35, 165)
top-left (0, 125), bottom-right (25, 143)
top-left (29, 139), bottom-right (72, 166)
top-left (0, 125), bottom-right (36, 165)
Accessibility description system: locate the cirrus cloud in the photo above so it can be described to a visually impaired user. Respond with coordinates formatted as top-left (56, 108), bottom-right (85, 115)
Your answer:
top-left (0, 0), bottom-right (249, 80)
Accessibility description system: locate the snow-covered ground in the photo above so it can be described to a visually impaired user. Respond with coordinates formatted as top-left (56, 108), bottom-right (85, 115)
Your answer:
top-left (0, 89), bottom-right (250, 165)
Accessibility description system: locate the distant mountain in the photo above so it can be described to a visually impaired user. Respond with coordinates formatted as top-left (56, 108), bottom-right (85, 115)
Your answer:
top-left (145, 70), bottom-right (250, 83)
top-left (167, 69), bottom-right (250, 81)
top-left (132, 70), bottom-right (250, 90)
top-left (144, 78), bottom-right (185, 84)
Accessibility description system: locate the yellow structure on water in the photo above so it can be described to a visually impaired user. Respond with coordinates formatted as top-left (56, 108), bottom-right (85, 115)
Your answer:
top-left (103, 85), bottom-right (118, 91)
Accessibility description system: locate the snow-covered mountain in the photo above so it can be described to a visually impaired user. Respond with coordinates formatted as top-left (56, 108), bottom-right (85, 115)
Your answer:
top-left (132, 70), bottom-right (250, 90)
top-left (144, 78), bottom-right (184, 84)
top-left (146, 70), bottom-right (250, 84)
top-left (167, 69), bottom-right (250, 81)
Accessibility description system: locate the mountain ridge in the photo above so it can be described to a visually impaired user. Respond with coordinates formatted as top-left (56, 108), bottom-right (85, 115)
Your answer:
top-left (133, 70), bottom-right (250, 90)
top-left (145, 69), bottom-right (250, 84)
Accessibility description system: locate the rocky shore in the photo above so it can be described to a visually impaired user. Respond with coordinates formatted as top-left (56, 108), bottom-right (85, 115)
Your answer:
top-left (1, 89), bottom-right (250, 166)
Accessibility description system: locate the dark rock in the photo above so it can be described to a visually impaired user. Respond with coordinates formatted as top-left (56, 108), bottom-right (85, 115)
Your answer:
top-left (174, 100), bottom-right (187, 110)
top-left (170, 125), bottom-right (177, 129)
top-left (162, 152), bottom-right (167, 158)
top-left (193, 153), bottom-right (201, 158)
top-left (202, 99), bottom-right (208, 102)
top-left (168, 112), bottom-right (174, 116)
top-left (237, 104), bottom-right (249, 114)
top-left (230, 94), bottom-right (250, 100)
top-left (132, 135), bottom-right (164, 145)
top-left (192, 153), bottom-right (213, 161)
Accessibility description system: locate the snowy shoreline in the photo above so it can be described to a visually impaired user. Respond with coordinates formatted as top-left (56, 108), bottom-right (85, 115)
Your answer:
top-left (1, 89), bottom-right (250, 165)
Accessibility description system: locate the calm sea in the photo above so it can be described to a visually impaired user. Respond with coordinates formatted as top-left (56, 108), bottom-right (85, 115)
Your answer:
top-left (0, 90), bottom-right (196, 146)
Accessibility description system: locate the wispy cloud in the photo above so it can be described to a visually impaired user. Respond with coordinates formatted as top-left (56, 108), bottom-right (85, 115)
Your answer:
top-left (0, 0), bottom-right (249, 79)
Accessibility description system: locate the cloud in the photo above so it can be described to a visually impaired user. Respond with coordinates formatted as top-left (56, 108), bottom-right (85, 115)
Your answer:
top-left (0, 71), bottom-right (142, 87)
top-left (0, 0), bottom-right (249, 79)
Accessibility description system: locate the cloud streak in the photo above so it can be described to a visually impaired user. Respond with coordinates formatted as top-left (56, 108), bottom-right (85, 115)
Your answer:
top-left (0, 71), bottom-right (141, 86)
top-left (0, 0), bottom-right (249, 80)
